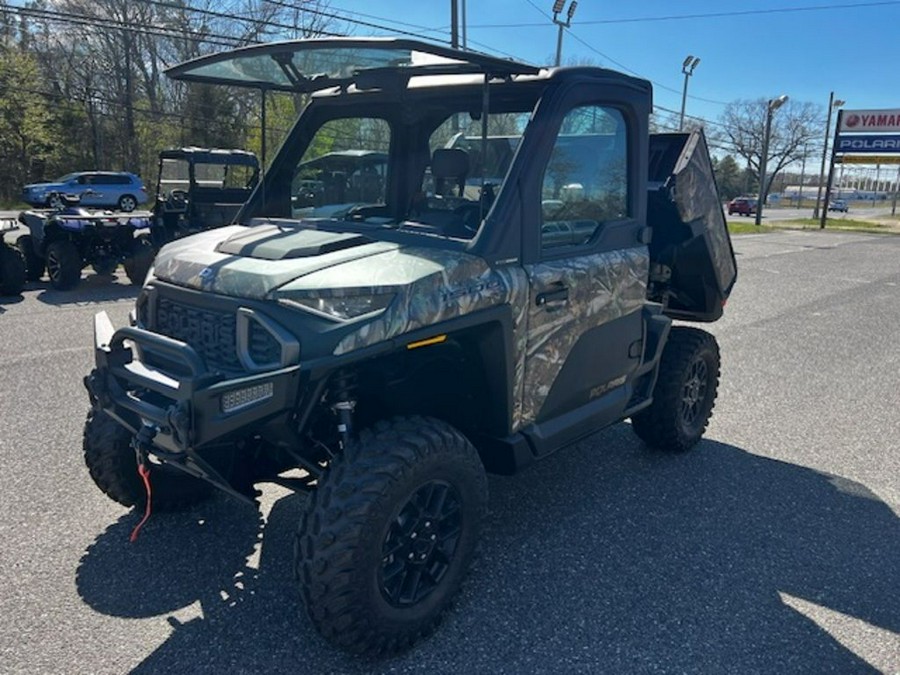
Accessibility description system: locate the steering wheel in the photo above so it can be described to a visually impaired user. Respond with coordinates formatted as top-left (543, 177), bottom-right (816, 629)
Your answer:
top-left (452, 203), bottom-right (482, 235)
top-left (168, 189), bottom-right (189, 205)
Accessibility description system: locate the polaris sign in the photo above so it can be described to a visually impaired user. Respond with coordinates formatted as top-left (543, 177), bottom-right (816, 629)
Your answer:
top-left (840, 109), bottom-right (900, 133)
top-left (836, 134), bottom-right (900, 154)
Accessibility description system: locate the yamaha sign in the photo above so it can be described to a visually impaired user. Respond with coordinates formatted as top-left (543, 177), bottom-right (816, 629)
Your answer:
top-left (839, 108), bottom-right (900, 133)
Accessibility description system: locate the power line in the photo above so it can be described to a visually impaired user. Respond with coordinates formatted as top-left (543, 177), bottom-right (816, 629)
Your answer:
top-left (518, 0), bottom-right (730, 106)
top-left (2, 4), bottom-right (249, 48)
top-left (276, 0), bottom-right (533, 62)
top-left (136, 0), bottom-right (344, 38)
top-left (476, 1), bottom-right (900, 27)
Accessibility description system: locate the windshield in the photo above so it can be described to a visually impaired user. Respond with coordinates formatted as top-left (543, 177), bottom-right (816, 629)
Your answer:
top-left (290, 118), bottom-right (391, 219)
top-left (54, 173), bottom-right (78, 183)
top-left (160, 158), bottom-right (257, 194)
top-left (271, 103), bottom-right (533, 241)
top-left (159, 159), bottom-right (190, 193)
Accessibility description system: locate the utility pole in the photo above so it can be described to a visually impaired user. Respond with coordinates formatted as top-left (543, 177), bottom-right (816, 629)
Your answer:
top-left (756, 95), bottom-right (789, 226)
top-left (813, 92), bottom-right (845, 219)
top-left (461, 0), bottom-right (467, 49)
top-left (451, 0), bottom-right (459, 48)
top-left (820, 108), bottom-right (844, 229)
top-left (798, 146), bottom-right (807, 207)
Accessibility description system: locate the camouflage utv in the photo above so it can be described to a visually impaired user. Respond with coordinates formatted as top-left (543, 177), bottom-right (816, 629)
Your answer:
top-left (84, 38), bottom-right (736, 655)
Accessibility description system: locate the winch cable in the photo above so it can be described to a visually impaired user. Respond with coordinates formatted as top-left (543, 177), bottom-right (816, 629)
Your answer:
top-left (129, 463), bottom-right (153, 543)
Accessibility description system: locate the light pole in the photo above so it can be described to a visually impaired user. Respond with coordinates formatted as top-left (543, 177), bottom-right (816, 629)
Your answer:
top-left (552, 0), bottom-right (578, 67)
top-left (798, 145), bottom-right (808, 207)
top-left (812, 92), bottom-right (845, 219)
top-left (755, 95), bottom-right (789, 226)
top-left (679, 55), bottom-right (700, 131)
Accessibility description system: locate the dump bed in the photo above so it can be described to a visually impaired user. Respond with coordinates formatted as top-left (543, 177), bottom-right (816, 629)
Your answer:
top-left (647, 130), bottom-right (737, 322)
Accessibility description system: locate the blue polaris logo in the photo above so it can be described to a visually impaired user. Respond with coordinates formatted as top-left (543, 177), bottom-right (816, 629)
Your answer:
top-left (837, 134), bottom-right (900, 153)
top-left (199, 267), bottom-right (216, 287)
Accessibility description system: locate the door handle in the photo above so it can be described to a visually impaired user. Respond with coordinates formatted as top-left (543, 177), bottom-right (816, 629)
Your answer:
top-left (536, 286), bottom-right (569, 306)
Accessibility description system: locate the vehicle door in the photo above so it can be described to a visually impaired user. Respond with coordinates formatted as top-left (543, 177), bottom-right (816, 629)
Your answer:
top-left (520, 100), bottom-right (649, 425)
top-left (78, 174), bottom-right (103, 206)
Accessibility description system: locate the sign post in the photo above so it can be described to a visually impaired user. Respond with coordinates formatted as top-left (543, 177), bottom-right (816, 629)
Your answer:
top-left (821, 110), bottom-right (843, 229)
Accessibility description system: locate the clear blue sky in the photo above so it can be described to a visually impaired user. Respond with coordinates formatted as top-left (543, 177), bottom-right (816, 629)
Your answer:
top-left (326, 0), bottom-right (900, 128)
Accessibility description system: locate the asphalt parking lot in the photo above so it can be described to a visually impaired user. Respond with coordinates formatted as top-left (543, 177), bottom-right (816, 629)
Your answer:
top-left (1, 230), bottom-right (898, 673)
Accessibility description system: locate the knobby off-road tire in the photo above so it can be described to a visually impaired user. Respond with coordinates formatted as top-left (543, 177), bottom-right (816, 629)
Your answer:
top-left (631, 327), bottom-right (720, 452)
top-left (46, 239), bottom-right (82, 290)
top-left (0, 244), bottom-right (26, 295)
top-left (83, 410), bottom-right (212, 510)
top-left (16, 235), bottom-right (44, 281)
top-left (295, 416), bottom-right (488, 655)
top-left (123, 236), bottom-right (155, 286)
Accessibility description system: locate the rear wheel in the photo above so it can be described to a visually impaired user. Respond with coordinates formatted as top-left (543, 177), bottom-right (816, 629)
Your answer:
top-left (117, 194), bottom-right (137, 212)
top-left (631, 327), bottom-right (720, 452)
top-left (0, 243), bottom-right (26, 295)
top-left (123, 236), bottom-right (154, 285)
top-left (45, 239), bottom-right (82, 290)
top-left (83, 410), bottom-right (212, 510)
top-left (295, 416), bottom-right (488, 655)
top-left (16, 235), bottom-right (44, 281)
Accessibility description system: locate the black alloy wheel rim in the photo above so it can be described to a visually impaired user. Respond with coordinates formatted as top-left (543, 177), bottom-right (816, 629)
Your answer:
top-left (379, 480), bottom-right (463, 608)
top-left (680, 356), bottom-right (709, 431)
top-left (46, 250), bottom-right (62, 283)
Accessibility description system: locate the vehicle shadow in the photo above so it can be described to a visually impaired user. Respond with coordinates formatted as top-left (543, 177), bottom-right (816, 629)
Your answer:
top-left (75, 424), bottom-right (899, 673)
top-left (0, 293), bottom-right (24, 310)
top-left (34, 273), bottom-right (140, 306)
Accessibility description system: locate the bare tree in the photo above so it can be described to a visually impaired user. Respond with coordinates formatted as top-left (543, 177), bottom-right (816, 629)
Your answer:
top-left (720, 98), bottom-right (822, 202)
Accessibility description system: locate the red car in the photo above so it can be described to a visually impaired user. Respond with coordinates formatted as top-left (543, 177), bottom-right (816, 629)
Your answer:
top-left (727, 197), bottom-right (757, 216)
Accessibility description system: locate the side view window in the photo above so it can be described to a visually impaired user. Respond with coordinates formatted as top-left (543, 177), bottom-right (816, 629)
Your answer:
top-left (541, 105), bottom-right (629, 250)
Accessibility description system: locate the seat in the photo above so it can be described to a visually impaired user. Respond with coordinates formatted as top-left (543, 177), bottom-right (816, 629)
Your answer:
top-left (431, 148), bottom-right (469, 198)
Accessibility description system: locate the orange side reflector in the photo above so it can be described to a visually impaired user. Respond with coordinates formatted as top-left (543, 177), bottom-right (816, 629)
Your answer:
top-left (407, 334), bottom-right (448, 350)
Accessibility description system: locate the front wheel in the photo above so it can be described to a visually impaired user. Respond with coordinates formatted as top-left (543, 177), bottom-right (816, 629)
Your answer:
top-left (123, 236), bottom-right (155, 285)
top-left (16, 235), bottom-right (44, 281)
top-left (295, 416), bottom-right (488, 655)
top-left (45, 239), bottom-right (82, 290)
top-left (83, 410), bottom-right (212, 510)
top-left (631, 327), bottom-right (720, 452)
top-left (0, 243), bottom-right (26, 295)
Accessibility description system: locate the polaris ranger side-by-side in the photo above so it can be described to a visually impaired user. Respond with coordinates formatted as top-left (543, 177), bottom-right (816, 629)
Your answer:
top-left (152, 147), bottom-right (259, 245)
top-left (83, 38), bottom-right (736, 655)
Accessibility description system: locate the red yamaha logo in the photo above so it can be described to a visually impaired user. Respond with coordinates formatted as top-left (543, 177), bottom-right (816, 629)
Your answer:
top-left (845, 114), bottom-right (861, 128)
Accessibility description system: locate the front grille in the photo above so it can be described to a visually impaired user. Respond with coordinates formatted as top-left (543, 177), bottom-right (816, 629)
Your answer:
top-left (155, 297), bottom-right (241, 373)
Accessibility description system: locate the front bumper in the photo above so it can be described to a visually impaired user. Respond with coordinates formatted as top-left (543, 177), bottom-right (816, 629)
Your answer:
top-left (86, 311), bottom-right (302, 456)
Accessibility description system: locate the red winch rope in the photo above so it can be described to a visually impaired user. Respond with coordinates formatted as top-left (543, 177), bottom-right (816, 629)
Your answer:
top-left (129, 464), bottom-right (153, 543)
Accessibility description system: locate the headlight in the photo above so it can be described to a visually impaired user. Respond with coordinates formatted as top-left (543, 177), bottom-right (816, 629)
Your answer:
top-left (275, 291), bottom-right (395, 321)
